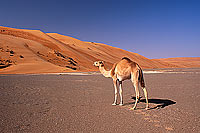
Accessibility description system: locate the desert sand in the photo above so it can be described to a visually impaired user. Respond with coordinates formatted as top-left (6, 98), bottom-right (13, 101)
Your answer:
top-left (1, 26), bottom-right (200, 74)
top-left (153, 57), bottom-right (200, 68)
top-left (0, 69), bottom-right (199, 132)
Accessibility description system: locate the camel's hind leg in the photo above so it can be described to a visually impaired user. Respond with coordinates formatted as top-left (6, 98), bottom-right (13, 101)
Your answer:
top-left (131, 81), bottom-right (139, 110)
top-left (119, 81), bottom-right (123, 106)
top-left (142, 87), bottom-right (150, 110)
top-left (112, 78), bottom-right (118, 106)
top-left (130, 71), bottom-right (140, 110)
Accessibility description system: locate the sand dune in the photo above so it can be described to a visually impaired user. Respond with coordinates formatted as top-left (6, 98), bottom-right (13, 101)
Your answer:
top-left (0, 26), bottom-right (199, 74)
top-left (153, 57), bottom-right (200, 68)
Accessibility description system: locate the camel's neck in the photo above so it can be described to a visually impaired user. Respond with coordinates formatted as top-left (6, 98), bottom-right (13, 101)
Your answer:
top-left (99, 65), bottom-right (111, 78)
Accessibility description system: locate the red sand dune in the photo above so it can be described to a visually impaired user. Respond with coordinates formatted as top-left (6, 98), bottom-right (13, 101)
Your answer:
top-left (153, 57), bottom-right (200, 68)
top-left (0, 26), bottom-right (199, 74)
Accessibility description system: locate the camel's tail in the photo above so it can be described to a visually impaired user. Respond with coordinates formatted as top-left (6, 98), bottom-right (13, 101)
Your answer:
top-left (137, 64), bottom-right (145, 88)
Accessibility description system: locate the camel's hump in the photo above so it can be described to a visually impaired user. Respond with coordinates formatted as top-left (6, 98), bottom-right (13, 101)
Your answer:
top-left (121, 57), bottom-right (131, 61)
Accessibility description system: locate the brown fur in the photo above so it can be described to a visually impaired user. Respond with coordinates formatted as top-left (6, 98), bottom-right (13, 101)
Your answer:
top-left (137, 64), bottom-right (145, 88)
top-left (110, 63), bottom-right (117, 77)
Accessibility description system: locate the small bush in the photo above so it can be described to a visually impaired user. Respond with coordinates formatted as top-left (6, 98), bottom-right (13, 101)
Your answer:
top-left (10, 50), bottom-right (14, 54)
top-left (20, 55), bottom-right (24, 58)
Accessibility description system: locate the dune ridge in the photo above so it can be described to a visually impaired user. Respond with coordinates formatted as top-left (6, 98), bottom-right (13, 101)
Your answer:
top-left (0, 26), bottom-right (199, 74)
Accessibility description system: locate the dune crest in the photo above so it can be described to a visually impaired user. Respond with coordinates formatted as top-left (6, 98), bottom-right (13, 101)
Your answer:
top-left (0, 26), bottom-right (199, 74)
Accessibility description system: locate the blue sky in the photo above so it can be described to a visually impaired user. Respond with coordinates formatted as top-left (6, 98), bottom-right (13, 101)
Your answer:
top-left (1, 0), bottom-right (200, 59)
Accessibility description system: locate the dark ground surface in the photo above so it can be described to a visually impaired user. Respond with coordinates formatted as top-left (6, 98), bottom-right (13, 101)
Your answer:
top-left (0, 70), bottom-right (200, 132)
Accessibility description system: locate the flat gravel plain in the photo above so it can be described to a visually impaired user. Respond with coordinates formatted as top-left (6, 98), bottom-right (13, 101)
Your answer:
top-left (0, 69), bottom-right (200, 132)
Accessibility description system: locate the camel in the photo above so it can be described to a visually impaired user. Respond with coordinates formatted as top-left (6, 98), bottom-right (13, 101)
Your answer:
top-left (93, 57), bottom-right (149, 110)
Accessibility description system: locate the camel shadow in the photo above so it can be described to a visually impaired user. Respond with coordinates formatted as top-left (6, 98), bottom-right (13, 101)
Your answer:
top-left (125, 97), bottom-right (176, 110)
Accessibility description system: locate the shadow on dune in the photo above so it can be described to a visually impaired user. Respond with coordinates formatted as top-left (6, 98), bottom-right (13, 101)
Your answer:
top-left (128, 97), bottom-right (176, 110)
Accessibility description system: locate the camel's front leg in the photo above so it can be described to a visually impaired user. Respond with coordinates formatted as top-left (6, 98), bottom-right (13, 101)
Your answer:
top-left (119, 81), bottom-right (123, 106)
top-left (112, 79), bottom-right (118, 106)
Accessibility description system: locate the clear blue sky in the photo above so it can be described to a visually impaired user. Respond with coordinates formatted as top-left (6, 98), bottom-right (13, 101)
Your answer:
top-left (1, 0), bottom-right (200, 59)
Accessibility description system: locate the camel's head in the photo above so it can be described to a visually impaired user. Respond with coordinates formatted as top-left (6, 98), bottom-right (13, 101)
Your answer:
top-left (93, 61), bottom-right (104, 67)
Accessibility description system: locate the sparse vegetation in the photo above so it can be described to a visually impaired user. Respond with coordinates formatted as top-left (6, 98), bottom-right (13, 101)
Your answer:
top-left (66, 66), bottom-right (77, 70)
top-left (68, 57), bottom-right (77, 64)
top-left (54, 50), bottom-right (66, 59)
top-left (0, 59), bottom-right (12, 69)
top-left (20, 55), bottom-right (24, 58)
top-left (10, 50), bottom-right (14, 54)
top-left (54, 50), bottom-right (78, 67)
top-left (0, 64), bottom-right (11, 69)
top-left (68, 60), bottom-right (77, 66)
top-left (37, 51), bottom-right (44, 56)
